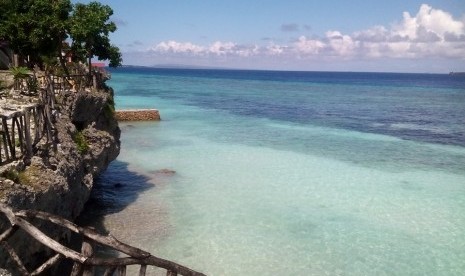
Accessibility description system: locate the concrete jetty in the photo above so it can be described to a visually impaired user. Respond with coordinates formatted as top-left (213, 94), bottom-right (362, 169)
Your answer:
top-left (115, 109), bottom-right (161, 121)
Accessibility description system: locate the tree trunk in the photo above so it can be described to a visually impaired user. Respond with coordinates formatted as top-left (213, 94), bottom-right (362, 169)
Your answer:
top-left (88, 55), bottom-right (92, 76)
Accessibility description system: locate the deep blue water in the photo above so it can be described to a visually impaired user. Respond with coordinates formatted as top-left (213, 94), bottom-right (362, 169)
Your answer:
top-left (110, 67), bottom-right (465, 147)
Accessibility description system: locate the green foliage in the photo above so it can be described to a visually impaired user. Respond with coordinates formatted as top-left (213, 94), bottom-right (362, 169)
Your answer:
top-left (17, 170), bottom-right (30, 185)
top-left (73, 131), bottom-right (89, 154)
top-left (15, 138), bottom-right (21, 147)
top-left (103, 96), bottom-right (115, 119)
top-left (26, 76), bottom-right (39, 93)
top-left (0, 167), bottom-right (36, 185)
top-left (0, 0), bottom-right (121, 70)
top-left (9, 66), bottom-right (30, 80)
top-left (1, 168), bottom-right (20, 183)
top-left (70, 1), bottom-right (122, 69)
top-left (9, 66), bottom-right (30, 90)
top-left (0, 0), bottom-right (72, 66)
top-left (41, 55), bottom-right (60, 74)
top-left (104, 100), bottom-right (115, 119)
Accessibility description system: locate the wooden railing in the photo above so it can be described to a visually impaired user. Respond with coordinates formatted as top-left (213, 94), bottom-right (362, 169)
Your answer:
top-left (0, 104), bottom-right (53, 165)
top-left (0, 203), bottom-right (206, 276)
top-left (0, 70), bottom-right (108, 165)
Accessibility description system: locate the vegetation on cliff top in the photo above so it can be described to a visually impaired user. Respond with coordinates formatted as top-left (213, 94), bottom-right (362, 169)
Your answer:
top-left (0, 0), bottom-right (122, 70)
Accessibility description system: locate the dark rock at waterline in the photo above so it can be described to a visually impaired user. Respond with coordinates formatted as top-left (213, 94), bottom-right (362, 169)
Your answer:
top-left (154, 169), bottom-right (176, 176)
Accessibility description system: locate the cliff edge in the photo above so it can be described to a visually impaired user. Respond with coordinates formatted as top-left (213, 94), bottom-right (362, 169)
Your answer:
top-left (0, 87), bottom-right (120, 272)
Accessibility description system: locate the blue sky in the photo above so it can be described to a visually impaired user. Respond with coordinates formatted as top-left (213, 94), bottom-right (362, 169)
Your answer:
top-left (74, 1), bottom-right (465, 72)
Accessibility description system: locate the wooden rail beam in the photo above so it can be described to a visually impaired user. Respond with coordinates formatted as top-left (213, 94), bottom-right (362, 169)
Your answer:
top-left (0, 204), bottom-right (207, 276)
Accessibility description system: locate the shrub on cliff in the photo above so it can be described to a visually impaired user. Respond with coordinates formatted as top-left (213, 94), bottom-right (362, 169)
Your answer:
top-left (73, 131), bottom-right (89, 154)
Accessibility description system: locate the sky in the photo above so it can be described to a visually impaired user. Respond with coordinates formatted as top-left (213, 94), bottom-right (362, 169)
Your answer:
top-left (74, 0), bottom-right (465, 73)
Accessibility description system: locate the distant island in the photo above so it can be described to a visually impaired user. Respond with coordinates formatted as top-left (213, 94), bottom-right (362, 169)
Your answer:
top-left (121, 64), bottom-right (235, 70)
top-left (449, 72), bottom-right (465, 76)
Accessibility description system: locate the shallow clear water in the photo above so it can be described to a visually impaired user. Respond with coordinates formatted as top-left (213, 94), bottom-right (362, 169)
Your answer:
top-left (89, 69), bottom-right (465, 275)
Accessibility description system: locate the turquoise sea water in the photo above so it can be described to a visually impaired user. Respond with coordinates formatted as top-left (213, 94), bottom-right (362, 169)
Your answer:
top-left (90, 68), bottom-right (465, 275)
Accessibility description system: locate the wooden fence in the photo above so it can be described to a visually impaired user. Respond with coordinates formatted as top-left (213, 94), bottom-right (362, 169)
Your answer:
top-left (0, 203), bottom-right (206, 276)
top-left (0, 71), bottom-right (107, 165)
top-left (0, 103), bottom-right (53, 165)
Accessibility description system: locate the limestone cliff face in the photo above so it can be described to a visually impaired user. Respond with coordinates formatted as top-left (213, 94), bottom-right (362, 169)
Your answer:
top-left (0, 88), bottom-right (120, 272)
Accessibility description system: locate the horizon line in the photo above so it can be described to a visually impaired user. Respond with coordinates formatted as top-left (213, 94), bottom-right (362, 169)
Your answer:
top-left (112, 64), bottom-right (453, 75)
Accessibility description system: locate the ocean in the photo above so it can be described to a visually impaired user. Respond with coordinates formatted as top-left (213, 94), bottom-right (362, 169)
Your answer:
top-left (84, 68), bottom-right (465, 275)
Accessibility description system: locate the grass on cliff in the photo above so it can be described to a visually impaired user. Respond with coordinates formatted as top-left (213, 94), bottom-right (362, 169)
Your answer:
top-left (1, 168), bottom-right (20, 183)
top-left (104, 96), bottom-right (115, 119)
top-left (73, 131), bottom-right (89, 154)
top-left (1, 166), bottom-right (41, 186)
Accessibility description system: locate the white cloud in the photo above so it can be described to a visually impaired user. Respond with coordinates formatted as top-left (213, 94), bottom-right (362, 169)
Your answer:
top-left (209, 41), bottom-right (236, 55)
top-left (153, 41), bottom-right (205, 55)
top-left (294, 36), bottom-right (325, 55)
top-left (326, 31), bottom-right (357, 56)
top-left (266, 44), bottom-right (287, 55)
top-left (290, 4), bottom-right (465, 59)
top-left (148, 4), bottom-right (465, 62)
top-left (152, 40), bottom-right (260, 57)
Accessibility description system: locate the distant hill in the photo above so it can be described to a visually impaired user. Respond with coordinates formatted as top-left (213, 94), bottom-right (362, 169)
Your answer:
top-left (121, 64), bottom-right (234, 70)
top-left (449, 72), bottom-right (465, 76)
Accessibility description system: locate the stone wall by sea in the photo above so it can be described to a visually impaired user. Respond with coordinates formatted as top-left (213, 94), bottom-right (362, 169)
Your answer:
top-left (115, 109), bottom-right (161, 121)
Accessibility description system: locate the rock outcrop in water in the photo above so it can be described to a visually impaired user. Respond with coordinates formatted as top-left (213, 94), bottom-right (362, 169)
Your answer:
top-left (0, 87), bottom-right (120, 272)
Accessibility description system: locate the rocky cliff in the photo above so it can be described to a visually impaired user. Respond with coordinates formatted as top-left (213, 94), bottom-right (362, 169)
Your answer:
top-left (0, 87), bottom-right (120, 272)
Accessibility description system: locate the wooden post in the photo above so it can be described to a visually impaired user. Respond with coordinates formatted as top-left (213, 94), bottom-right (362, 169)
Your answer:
top-left (92, 74), bottom-right (97, 89)
top-left (68, 237), bottom-right (95, 276)
top-left (139, 265), bottom-right (147, 276)
top-left (103, 266), bottom-right (117, 276)
top-left (12, 116), bottom-right (24, 155)
top-left (43, 104), bottom-right (53, 143)
top-left (1, 128), bottom-right (9, 161)
top-left (2, 117), bottom-right (14, 160)
top-left (115, 266), bottom-right (127, 276)
top-left (81, 238), bottom-right (94, 276)
top-left (24, 110), bottom-right (33, 160)
top-left (32, 106), bottom-right (40, 144)
top-left (13, 54), bottom-right (19, 67)
top-left (0, 131), bottom-right (2, 163)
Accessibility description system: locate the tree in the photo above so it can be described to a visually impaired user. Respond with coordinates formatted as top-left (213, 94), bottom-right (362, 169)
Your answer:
top-left (69, 1), bottom-right (122, 74)
top-left (0, 0), bottom-right (72, 67)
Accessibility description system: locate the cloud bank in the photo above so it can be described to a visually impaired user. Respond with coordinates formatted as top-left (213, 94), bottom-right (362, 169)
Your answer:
top-left (129, 4), bottom-right (465, 70)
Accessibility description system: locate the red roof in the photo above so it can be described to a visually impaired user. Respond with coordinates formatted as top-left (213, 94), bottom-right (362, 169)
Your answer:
top-left (92, 62), bottom-right (106, 68)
